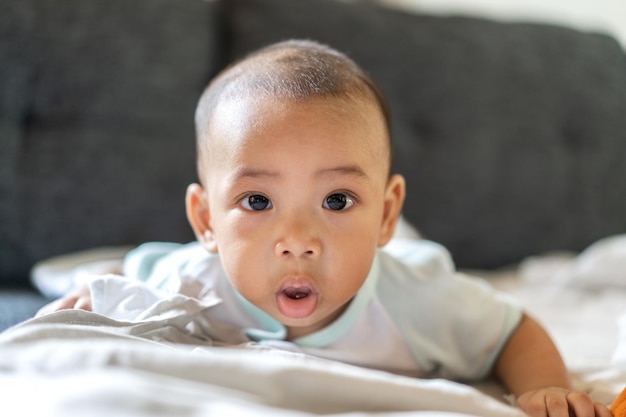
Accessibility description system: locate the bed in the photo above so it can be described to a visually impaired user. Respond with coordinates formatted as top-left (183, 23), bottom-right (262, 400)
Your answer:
top-left (2, 0), bottom-right (626, 415)
top-left (2, 234), bottom-right (625, 416)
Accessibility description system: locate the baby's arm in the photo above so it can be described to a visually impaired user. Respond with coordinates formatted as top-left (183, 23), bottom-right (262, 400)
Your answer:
top-left (494, 313), bottom-right (611, 417)
top-left (36, 282), bottom-right (92, 316)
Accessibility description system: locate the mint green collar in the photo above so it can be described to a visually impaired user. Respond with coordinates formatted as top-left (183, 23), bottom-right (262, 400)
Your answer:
top-left (237, 254), bottom-right (381, 348)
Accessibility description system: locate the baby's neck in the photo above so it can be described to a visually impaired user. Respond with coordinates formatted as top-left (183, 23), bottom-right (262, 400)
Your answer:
top-left (284, 300), bottom-right (352, 340)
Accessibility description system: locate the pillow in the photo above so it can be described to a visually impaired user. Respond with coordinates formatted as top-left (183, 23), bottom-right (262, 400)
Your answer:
top-left (225, 0), bottom-right (626, 268)
top-left (0, 0), bottom-right (222, 283)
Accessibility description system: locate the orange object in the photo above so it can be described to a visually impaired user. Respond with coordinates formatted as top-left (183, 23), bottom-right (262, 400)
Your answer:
top-left (611, 387), bottom-right (626, 417)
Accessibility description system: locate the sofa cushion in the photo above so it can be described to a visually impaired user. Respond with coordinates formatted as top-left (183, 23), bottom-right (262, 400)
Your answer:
top-left (0, 0), bottom-right (222, 283)
top-left (225, 0), bottom-right (626, 269)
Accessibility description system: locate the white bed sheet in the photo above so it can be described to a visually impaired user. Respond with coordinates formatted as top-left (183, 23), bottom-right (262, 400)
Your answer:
top-left (2, 234), bottom-right (626, 416)
top-left (0, 311), bottom-right (524, 417)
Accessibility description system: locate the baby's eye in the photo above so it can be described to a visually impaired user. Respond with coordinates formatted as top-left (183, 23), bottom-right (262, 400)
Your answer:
top-left (323, 193), bottom-right (354, 211)
top-left (241, 194), bottom-right (273, 211)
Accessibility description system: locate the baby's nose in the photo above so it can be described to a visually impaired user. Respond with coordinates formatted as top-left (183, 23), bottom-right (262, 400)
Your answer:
top-left (274, 218), bottom-right (322, 259)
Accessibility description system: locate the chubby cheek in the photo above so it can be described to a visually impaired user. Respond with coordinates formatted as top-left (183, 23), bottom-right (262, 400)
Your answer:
top-left (335, 242), bottom-right (376, 287)
top-left (332, 211), bottom-right (382, 252)
top-left (323, 224), bottom-right (378, 291)
top-left (213, 216), bottom-right (272, 295)
top-left (212, 207), bottom-right (258, 251)
top-left (216, 241), bottom-right (267, 304)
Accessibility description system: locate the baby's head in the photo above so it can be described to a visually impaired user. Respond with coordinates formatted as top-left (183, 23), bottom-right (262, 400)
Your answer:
top-left (187, 40), bottom-right (405, 339)
top-left (194, 39), bottom-right (393, 179)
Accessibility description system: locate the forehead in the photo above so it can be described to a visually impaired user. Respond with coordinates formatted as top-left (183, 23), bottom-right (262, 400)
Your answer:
top-left (203, 94), bottom-right (389, 160)
top-left (197, 95), bottom-right (391, 187)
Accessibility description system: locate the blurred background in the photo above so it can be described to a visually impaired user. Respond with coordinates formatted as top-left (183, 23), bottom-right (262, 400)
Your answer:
top-left (367, 0), bottom-right (626, 48)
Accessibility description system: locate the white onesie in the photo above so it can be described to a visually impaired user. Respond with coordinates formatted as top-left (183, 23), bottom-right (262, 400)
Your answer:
top-left (91, 238), bottom-right (522, 380)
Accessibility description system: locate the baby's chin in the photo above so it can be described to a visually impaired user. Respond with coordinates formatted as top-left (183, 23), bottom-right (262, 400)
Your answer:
top-left (276, 287), bottom-right (319, 319)
top-left (278, 299), bottom-right (354, 340)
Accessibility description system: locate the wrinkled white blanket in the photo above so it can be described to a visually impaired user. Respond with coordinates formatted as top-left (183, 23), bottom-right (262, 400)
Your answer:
top-left (1, 311), bottom-right (524, 417)
top-left (3, 234), bottom-right (626, 417)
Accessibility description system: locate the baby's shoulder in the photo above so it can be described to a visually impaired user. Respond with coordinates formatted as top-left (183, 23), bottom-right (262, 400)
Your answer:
top-left (123, 241), bottom-right (216, 289)
top-left (379, 238), bottom-right (456, 280)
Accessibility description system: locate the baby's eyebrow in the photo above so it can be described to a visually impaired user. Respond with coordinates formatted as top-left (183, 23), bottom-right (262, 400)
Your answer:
top-left (229, 165), bottom-right (369, 181)
top-left (231, 167), bottom-right (280, 180)
top-left (316, 165), bottom-right (369, 179)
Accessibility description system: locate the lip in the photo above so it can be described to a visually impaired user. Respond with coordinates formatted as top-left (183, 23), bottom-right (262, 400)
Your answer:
top-left (275, 277), bottom-right (320, 319)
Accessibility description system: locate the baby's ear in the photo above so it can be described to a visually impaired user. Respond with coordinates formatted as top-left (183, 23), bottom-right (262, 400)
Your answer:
top-left (377, 174), bottom-right (406, 247)
top-left (186, 183), bottom-right (218, 253)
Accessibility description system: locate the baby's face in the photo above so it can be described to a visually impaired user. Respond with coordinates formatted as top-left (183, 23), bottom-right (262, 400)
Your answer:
top-left (192, 95), bottom-right (404, 339)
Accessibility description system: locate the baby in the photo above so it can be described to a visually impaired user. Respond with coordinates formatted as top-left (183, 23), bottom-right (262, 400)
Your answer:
top-left (41, 40), bottom-right (610, 417)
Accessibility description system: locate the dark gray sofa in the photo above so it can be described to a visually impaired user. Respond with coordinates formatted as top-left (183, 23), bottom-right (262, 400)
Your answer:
top-left (2, 0), bottom-right (625, 331)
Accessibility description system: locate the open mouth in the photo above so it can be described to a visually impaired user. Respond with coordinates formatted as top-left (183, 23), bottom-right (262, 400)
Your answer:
top-left (276, 281), bottom-right (319, 319)
top-left (283, 287), bottom-right (312, 300)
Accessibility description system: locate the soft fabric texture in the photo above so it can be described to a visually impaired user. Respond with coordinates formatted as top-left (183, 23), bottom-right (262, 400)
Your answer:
top-left (4, 250), bottom-right (626, 416)
top-left (0, 0), bottom-right (220, 283)
top-left (98, 238), bottom-right (523, 379)
top-left (518, 234), bottom-right (626, 289)
top-left (0, 312), bottom-right (527, 417)
top-left (225, 0), bottom-right (626, 269)
top-left (30, 246), bottom-right (132, 298)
